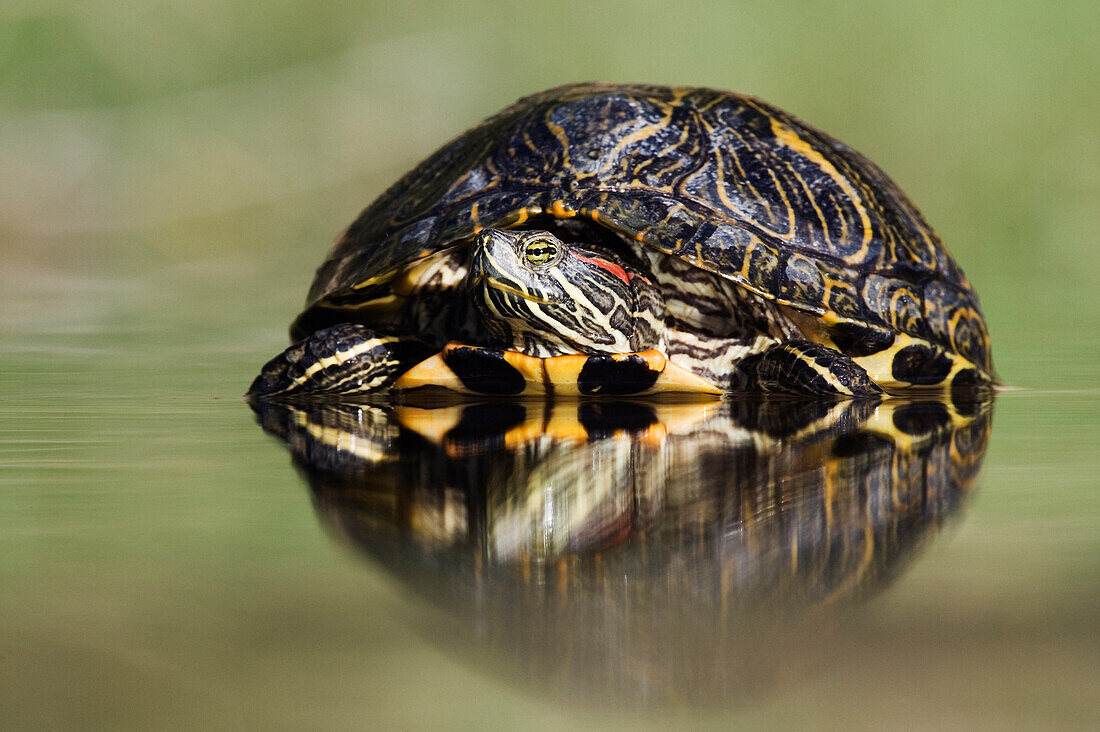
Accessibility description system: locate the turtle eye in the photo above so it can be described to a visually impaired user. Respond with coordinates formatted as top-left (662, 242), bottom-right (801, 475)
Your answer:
top-left (522, 237), bottom-right (560, 268)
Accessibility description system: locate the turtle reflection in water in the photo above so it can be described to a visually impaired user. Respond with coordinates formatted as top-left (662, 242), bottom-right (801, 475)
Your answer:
top-left (251, 394), bottom-right (992, 705)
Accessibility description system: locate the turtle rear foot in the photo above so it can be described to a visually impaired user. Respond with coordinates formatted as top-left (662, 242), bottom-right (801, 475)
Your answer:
top-left (247, 323), bottom-right (433, 398)
top-left (736, 340), bottom-right (883, 396)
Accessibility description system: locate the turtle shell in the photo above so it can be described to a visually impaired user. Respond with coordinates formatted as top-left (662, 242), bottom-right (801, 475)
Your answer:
top-left (301, 83), bottom-right (991, 375)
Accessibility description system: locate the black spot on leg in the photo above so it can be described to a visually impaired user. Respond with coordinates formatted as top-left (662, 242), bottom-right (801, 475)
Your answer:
top-left (443, 346), bottom-right (526, 394)
top-left (577, 355), bottom-right (661, 395)
top-left (829, 322), bottom-right (896, 357)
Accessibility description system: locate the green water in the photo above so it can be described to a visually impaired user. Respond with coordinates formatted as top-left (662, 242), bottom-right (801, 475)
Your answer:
top-left (2, 1), bottom-right (1097, 728)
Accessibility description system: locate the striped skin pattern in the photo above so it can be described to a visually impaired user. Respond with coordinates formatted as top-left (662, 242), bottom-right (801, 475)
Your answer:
top-left (636, 247), bottom-right (801, 391)
top-left (296, 84), bottom-right (991, 394)
top-left (248, 323), bottom-right (433, 396)
top-left (467, 229), bottom-right (664, 357)
top-left (737, 340), bottom-right (881, 395)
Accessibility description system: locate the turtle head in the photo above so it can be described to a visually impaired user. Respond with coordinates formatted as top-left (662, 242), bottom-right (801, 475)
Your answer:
top-left (467, 228), bottom-right (662, 355)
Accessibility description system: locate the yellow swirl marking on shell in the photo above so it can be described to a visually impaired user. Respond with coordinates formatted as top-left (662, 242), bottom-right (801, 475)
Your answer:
top-left (595, 104), bottom-right (676, 176)
top-left (644, 120), bottom-right (693, 181)
top-left (735, 242), bottom-right (757, 282)
top-left (722, 239), bottom-right (781, 304)
top-left (886, 285), bottom-right (919, 331)
top-left (776, 151), bottom-right (836, 250)
top-left (509, 207), bottom-right (535, 226)
top-left (712, 137), bottom-right (796, 242)
top-left (349, 271), bottom-right (394, 290)
top-left (549, 199), bottom-right (576, 218)
top-left (769, 118), bottom-right (873, 265)
top-left (718, 123), bottom-right (774, 226)
top-left (544, 118), bottom-right (573, 170)
top-left (349, 243), bottom-right (442, 291)
top-left (522, 129), bottom-right (543, 158)
top-left (394, 345), bottom-right (542, 397)
top-left (947, 306), bottom-right (984, 357)
top-left (762, 164), bottom-right (798, 241)
top-left (820, 274), bottom-right (837, 313)
top-left (470, 201), bottom-right (481, 233)
top-left (550, 95), bottom-right (678, 182)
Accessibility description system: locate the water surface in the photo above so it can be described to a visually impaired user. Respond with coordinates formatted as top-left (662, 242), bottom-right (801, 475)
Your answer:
top-left (1, 255), bottom-right (1096, 728)
top-left (2, 2), bottom-right (1097, 727)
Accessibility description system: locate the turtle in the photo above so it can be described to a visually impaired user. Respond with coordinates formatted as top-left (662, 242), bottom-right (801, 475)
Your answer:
top-left (247, 83), bottom-right (994, 399)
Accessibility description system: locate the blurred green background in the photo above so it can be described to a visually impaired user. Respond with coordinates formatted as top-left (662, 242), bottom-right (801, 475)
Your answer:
top-left (1, 1), bottom-right (1097, 729)
top-left (3, 0), bottom-right (1097, 377)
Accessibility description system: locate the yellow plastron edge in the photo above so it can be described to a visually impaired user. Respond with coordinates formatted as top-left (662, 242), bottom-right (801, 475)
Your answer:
top-left (392, 347), bottom-right (723, 396)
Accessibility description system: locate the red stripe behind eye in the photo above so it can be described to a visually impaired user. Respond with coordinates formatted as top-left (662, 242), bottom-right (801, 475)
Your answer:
top-left (570, 253), bottom-right (631, 285)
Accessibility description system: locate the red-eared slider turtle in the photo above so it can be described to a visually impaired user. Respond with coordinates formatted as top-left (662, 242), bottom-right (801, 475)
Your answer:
top-left (248, 83), bottom-right (993, 398)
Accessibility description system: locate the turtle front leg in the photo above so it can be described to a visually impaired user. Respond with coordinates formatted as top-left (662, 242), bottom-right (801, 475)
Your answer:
top-left (247, 323), bottom-right (434, 398)
top-left (735, 340), bottom-right (883, 396)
